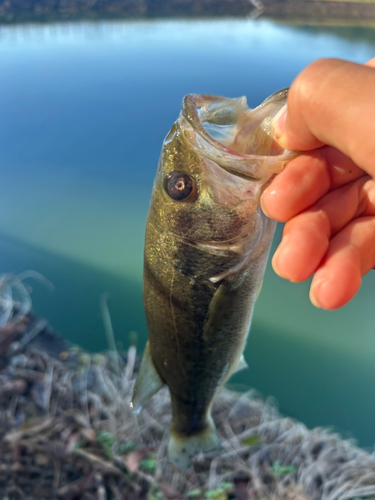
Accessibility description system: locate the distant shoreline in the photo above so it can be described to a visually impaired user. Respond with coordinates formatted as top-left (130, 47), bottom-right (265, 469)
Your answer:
top-left (263, 0), bottom-right (375, 24)
top-left (1, 0), bottom-right (375, 26)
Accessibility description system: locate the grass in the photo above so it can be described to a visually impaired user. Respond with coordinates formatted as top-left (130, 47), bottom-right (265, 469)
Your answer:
top-left (1, 337), bottom-right (375, 499)
top-left (1, 274), bottom-right (375, 499)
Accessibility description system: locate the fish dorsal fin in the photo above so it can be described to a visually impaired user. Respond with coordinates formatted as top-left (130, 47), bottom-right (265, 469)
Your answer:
top-left (131, 341), bottom-right (164, 414)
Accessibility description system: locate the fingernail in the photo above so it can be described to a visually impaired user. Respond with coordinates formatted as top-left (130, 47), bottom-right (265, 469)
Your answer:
top-left (273, 105), bottom-right (288, 149)
top-left (273, 105), bottom-right (287, 137)
top-left (309, 278), bottom-right (325, 308)
top-left (272, 251), bottom-right (282, 277)
top-left (271, 234), bottom-right (290, 278)
top-left (309, 288), bottom-right (322, 308)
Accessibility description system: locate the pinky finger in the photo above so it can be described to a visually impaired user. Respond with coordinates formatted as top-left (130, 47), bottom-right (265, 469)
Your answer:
top-left (309, 216), bottom-right (375, 309)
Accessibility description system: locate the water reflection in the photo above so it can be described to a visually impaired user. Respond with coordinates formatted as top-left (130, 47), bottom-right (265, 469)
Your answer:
top-left (1, 18), bottom-right (375, 446)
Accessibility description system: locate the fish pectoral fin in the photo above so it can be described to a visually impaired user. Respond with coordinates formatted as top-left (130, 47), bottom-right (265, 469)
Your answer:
top-left (130, 341), bottom-right (164, 414)
top-left (203, 283), bottom-right (237, 341)
top-left (232, 354), bottom-right (249, 374)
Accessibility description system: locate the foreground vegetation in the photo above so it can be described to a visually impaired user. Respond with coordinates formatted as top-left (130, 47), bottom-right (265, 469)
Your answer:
top-left (1, 274), bottom-right (375, 499)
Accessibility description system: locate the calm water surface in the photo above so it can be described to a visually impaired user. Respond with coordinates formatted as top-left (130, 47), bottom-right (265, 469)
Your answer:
top-left (1, 18), bottom-right (375, 446)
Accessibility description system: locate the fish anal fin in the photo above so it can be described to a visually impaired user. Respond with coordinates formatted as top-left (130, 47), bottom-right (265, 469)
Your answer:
top-left (232, 354), bottom-right (249, 374)
top-left (130, 341), bottom-right (164, 414)
top-left (257, 279), bottom-right (263, 300)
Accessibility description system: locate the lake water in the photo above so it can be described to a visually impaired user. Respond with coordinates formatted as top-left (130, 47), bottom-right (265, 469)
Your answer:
top-left (1, 18), bottom-right (375, 447)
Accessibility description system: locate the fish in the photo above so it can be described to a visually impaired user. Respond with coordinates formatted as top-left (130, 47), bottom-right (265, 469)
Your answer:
top-left (131, 90), bottom-right (295, 468)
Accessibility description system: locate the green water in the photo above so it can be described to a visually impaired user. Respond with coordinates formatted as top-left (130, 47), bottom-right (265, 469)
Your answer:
top-left (1, 18), bottom-right (375, 448)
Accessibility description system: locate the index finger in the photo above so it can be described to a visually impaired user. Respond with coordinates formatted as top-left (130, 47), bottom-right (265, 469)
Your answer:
top-left (261, 146), bottom-right (364, 222)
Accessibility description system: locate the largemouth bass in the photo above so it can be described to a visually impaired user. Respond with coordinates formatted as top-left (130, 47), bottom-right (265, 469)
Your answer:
top-left (131, 90), bottom-right (294, 468)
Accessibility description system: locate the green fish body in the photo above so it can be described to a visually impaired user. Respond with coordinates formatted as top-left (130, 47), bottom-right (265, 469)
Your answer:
top-left (131, 90), bottom-right (295, 468)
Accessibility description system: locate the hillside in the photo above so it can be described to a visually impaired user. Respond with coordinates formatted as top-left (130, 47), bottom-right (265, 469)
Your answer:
top-left (1, 0), bottom-right (375, 24)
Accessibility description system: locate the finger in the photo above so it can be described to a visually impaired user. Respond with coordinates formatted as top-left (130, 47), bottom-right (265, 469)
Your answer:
top-left (364, 58), bottom-right (375, 68)
top-left (261, 147), bottom-right (364, 222)
top-left (275, 58), bottom-right (375, 178)
top-left (271, 175), bottom-right (374, 282)
top-left (309, 215), bottom-right (375, 309)
top-left (272, 210), bottom-right (330, 283)
top-left (322, 147), bottom-right (365, 190)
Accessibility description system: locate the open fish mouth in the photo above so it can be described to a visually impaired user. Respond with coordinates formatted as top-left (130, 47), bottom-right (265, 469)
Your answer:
top-left (181, 92), bottom-right (297, 183)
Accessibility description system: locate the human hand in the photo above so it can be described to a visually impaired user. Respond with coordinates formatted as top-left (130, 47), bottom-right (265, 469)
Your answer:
top-left (260, 58), bottom-right (375, 310)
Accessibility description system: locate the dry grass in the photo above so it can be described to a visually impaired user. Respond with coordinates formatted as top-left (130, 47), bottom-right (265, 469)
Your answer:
top-left (0, 333), bottom-right (375, 500)
top-left (1, 274), bottom-right (375, 500)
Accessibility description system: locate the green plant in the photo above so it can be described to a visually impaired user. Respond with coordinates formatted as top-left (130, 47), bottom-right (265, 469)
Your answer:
top-left (219, 483), bottom-right (233, 491)
top-left (96, 430), bottom-right (115, 459)
top-left (187, 489), bottom-right (202, 498)
top-left (116, 442), bottom-right (136, 455)
top-left (140, 458), bottom-right (157, 475)
top-left (270, 460), bottom-right (296, 476)
top-left (242, 434), bottom-right (265, 446)
top-left (204, 488), bottom-right (227, 499)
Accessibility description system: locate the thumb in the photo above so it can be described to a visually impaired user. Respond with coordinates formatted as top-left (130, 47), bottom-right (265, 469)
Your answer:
top-left (274, 58), bottom-right (375, 179)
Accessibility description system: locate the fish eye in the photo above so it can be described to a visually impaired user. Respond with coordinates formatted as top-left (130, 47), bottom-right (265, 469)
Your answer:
top-left (164, 171), bottom-right (197, 202)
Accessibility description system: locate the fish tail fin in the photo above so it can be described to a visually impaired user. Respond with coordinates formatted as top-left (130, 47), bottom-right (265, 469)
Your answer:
top-left (167, 414), bottom-right (221, 469)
